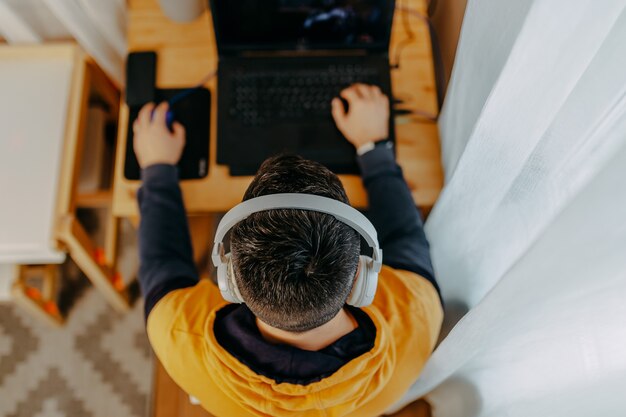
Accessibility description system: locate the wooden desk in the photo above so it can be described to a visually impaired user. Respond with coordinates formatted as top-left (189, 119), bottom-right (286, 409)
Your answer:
top-left (113, 0), bottom-right (442, 217)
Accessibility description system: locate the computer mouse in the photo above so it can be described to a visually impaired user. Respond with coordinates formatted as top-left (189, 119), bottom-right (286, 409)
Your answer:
top-left (165, 109), bottom-right (175, 130)
top-left (150, 106), bottom-right (175, 131)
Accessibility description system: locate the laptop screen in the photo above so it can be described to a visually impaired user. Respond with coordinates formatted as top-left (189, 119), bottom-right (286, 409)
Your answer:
top-left (211, 0), bottom-right (394, 53)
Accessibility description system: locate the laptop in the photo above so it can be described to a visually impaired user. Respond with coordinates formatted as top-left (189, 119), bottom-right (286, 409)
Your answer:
top-left (210, 0), bottom-right (396, 175)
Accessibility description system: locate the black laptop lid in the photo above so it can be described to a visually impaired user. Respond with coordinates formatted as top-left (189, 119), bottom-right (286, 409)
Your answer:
top-left (210, 0), bottom-right (395, 55)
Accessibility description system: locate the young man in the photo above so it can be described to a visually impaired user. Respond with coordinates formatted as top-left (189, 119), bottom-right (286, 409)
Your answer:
top-left (134, 84), bottom-right (443, 417)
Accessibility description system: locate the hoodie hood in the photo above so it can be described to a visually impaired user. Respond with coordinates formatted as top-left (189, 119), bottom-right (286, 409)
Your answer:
top-left (147, 268), bottom-right (443, 417)
top-left (202, 306), bottom-right (395, 417)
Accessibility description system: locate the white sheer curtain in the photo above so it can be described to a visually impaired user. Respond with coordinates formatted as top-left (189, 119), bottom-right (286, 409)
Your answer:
top-left (388, 0), bottom-right (626, 415)
top-left (41, 0), bottom-right (126, 85)
top-left (0, 0), bottom-right (126, 86)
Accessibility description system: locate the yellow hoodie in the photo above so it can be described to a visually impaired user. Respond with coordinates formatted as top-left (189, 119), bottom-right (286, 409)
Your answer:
top-left (147, 266), bottom-right (442, 417)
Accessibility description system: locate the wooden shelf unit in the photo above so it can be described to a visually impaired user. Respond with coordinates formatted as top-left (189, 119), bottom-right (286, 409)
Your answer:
top-left (2, 44), bottom-right (130, 324)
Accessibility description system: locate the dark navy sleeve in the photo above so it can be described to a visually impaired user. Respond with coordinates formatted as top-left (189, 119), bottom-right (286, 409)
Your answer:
top-left (137, 164), bottom-right (198, 319)
top-left (357, 143), bottom-right (442, 301)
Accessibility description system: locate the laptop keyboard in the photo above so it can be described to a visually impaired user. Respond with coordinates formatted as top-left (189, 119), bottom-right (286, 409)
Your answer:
top-left (228, 64), bottom-right (380, 127)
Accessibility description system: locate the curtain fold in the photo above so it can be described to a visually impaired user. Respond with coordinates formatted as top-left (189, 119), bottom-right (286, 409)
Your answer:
top-left (41, 0), bottom-right (126, 86)
top-left (427, 0), bottom-right (626, 305)
top-left (0, 0), bottom-right (126, 86)
top-left (437, 0), bottom-right (534, 180)
top-left (388, 1), bottom-right (626, 415)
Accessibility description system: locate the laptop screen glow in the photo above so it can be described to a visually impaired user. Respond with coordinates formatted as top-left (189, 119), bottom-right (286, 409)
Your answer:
top-left (211, 0), bottom-right (394, 53)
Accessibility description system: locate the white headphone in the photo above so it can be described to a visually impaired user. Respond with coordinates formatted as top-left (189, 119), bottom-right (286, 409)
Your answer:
top-left (211, 193), bottom-right (383, 307)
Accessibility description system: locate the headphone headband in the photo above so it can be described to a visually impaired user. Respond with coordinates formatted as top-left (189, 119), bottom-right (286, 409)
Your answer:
top-left (211, 193), bottom-right (382, 272)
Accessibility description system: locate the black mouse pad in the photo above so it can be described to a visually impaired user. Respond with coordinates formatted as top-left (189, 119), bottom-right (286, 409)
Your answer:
top-left (124, 87), bottom-right (211, 180)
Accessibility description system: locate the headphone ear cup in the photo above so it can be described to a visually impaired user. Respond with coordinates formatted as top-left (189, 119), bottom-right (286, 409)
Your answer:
top-left (346, 255), bottom-right (378, 307)
top-left (217, 253), bottom-right (244, 303)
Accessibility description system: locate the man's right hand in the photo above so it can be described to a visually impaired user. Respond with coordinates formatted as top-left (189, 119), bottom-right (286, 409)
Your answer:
top-left (331, 84), bottom-right (390, 149)
top-left (133, 102), bottom-right (186, 169)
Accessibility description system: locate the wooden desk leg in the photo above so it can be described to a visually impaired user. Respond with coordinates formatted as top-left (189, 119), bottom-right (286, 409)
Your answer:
top-left (104, 213), bottom-right (120, 272)
top-left (57, 214), bottom-right (130, 312)
top-left (385, 399), bottom-right (432, 417)
top-left (11, 265), bottom-right (64, 327)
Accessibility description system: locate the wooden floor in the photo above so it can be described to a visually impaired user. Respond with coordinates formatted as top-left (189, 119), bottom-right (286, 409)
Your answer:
top-left (153, 360), bottom-right (431, 417)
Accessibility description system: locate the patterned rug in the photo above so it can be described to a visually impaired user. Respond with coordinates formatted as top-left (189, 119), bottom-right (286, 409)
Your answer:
top-left (0, 286), bottom-right (153, 417)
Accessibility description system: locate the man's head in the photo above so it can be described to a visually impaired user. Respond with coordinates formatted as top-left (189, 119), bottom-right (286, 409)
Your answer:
top-left (230, 155), bottom-right (360, 332)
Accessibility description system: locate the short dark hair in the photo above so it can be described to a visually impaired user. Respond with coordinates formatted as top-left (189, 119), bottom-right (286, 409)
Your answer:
top-left (230, 155), bottom-right (360, 332)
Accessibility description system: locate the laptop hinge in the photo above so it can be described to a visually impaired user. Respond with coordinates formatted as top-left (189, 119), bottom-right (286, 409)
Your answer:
top-left (238, 49), bottom-right (370, 58)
